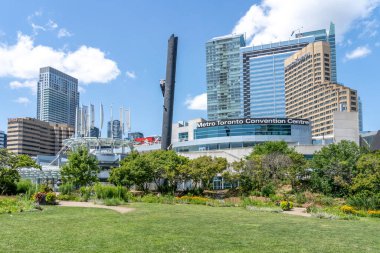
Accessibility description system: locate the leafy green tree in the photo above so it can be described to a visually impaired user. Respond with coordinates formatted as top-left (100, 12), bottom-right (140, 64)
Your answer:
top-left (240, 141), bottom-right (307, 192)
top-left (186, 156), bottom-right (227, 190)
top-left (109, 151), bottom-right (141, 188)
top-left (61, 147), bottom-right (100, 187)
top-left (110, 150), bottom-right (188, 193)
top-left (310, 140), bottom-right (362, 196)
top-left (0, 149), bottom-right (40, 195)
top-left (146, 150), bottom-right (189, 193)
top-left (351, 151), bottom-right (380, 195)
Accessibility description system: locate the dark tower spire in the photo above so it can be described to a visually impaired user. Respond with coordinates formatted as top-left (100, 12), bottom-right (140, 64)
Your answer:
top-left (161, 34), bottom-right (178, 150)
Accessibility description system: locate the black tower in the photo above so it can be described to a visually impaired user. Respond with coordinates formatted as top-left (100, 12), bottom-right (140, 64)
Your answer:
top-left (160, 34), bottom-right (178, 150)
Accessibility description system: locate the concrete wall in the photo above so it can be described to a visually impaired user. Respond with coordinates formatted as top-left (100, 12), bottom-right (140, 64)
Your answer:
top-left (333, 111), bottom-right (359, 144)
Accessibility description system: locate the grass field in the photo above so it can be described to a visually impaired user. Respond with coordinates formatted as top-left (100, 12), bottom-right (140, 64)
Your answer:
top-left (1, 203), bottom-right (380, 253)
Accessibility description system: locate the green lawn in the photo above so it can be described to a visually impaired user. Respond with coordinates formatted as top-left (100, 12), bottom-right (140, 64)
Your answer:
top-left (1, 203), bottom-right (379, 253)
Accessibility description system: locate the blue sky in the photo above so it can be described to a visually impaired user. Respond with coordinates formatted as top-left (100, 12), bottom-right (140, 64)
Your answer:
top-left (0, 0), bottom-right (379, 136)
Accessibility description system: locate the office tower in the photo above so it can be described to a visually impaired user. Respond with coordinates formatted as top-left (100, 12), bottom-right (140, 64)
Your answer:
top-left (37, 67), bottom-right (79, 127)
top-left (7, 118), bottom-right (74, 156)
top-left (296, 22), bottom-right (337, 83)
top-left (128, 132), bottom-right (144, 141)
top-left (107, 120), bottom-right (122, 139)
top-left (240, 23), bottom-right (337, 118)
top-left (0, 131), bottom-right (6, 148)
top-left (206, 34), bottom-right (246, 120)
top-left (284, 41), bottom-right (358, 139)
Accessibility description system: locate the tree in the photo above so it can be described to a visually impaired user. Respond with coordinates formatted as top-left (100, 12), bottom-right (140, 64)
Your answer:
top-left (186, 156), bottom-right (227, 190)
top-left (351, 151), bottom-right (380, 195)
top-left (310, 140), bottom-right (362, 196)
top-left (61, 147), bottom-right (100, 187)
top-left (240, 141), bottom-right (307, 192)
top-left (0, 149), bottom-right (40, 195)
top-left (146, 150), bottom-right (189, 193)
top-left (109, 151), bottom-right (141, 188)
top-left (109, 150), bottom-right (188, 193)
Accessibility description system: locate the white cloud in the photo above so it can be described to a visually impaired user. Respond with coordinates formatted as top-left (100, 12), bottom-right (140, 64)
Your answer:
top-left (78, 86), bottom-right (86, 93)
top-left (126, 71), bottom-right (136, 79)
top-left (232, 0), bottom-right (380, 46)
top-left (345, 46), bottom-right (372, 60)
top-left (14, 97), bottom-right (30, 105)
top-left (46, 19), bottom-right (58, 30)
top-left (58, 28), bottom-right (73, 38)
top-left (31, 23), bottom-right (46, 33)
top-left (0, 33), bottom-right (120, 85)
top-left (9, 80), bottom-right (37, 94)
top-left (185, 93), bottom-right (207, 110)
top-left (359, 19), bottom-right (379, 37)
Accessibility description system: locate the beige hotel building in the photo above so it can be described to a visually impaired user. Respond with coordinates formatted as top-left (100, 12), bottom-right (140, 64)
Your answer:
top-left (7, 117), bottom-right (74, 156)
top-left (284, 41), bottom-right (358, 141)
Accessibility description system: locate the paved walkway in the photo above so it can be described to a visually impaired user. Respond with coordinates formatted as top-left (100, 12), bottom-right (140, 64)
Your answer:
top-left (283, 207), bottom-right (311, 217)
top-left (58, 201), bottom-right (135, 214)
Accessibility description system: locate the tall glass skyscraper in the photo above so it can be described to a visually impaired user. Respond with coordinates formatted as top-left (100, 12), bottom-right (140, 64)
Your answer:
top-left (206, 34), bottom-right (246, 120)
top-left (240, 23), bottom-right (337, 118)
top-left (241, 36), bottom-right (317, 118)
top-left (37, 67), bottom-right (79, 127)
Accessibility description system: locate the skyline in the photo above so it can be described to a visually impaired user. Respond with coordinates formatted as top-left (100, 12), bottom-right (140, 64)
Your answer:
top-left (1, 0), bottom-right (380, 136)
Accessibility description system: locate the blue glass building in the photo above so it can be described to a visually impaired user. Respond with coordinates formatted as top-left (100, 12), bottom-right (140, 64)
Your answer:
top-left (206, 34), bottom-right (246, 120)
top-left (240, 23), bottom-right (337, 118)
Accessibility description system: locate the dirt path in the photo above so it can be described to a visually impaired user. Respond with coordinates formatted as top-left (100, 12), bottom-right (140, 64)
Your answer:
top-left (283, 207), bottom-right (311, 217)
top-left (58, 201), bottom-right (135, 214)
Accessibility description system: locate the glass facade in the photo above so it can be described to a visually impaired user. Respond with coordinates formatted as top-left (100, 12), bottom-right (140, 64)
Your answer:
top-left (194, 124), bottom-right (291, 139)
top-left (241, 24), bottom-right (337, 118)
top-left (37, 67), bottom-right (79, 127)
top-left (241, 36), bottom-right (317, 118)
top-left (178, 132), bottom-right (189, 142)
top-left (206, 34), bottom-right (246, 120)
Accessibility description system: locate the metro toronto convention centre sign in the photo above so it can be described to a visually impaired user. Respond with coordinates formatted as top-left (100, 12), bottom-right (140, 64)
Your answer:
top-left (196, 118), bottom-right (310, 128)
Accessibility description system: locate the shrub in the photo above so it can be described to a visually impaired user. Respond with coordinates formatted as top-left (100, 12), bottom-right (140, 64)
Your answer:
top-left (280, 201), bottom-right (293, 211)
top-left (103, 198), bottom-right (123, 206)
top-left (261, 184), bottom-right (276, 197)
top-left (34, 192), bottom-right (46, 205)
top-left (45, 192), bottom-right (57, 205)
top-left (59, 183), bottom-right (75, 195)
top-left (80, 186), bottom-right (93, 202)
top-left (295, 192), bottom-right (307, 204)
top-left (269, 194), bottom-right (282, 203)
top-left (176, 196), bottom-right (210, 205)
top-left (250, 190), bottom-right (261, 197)
top-left (140, 194), bottom-right (161, 203)
top-left (39, 184), bottom-right (53, 193)
top-left (340, 205), bottom-right (357, 214)
top-left (57, 194), bottom-right (80, 201)
top-left (347, 193), bottom-right (380, 210)
top-left (0, 198), bottom-right (38, 214)
top-left (94, 184), bottom-right (130, 201)
top-left (317, 196), bottom-right (335, 206)
top-left (16, 179), bottom-right (33, 194)
top-left (368, 210), bottom-right (380, 218)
